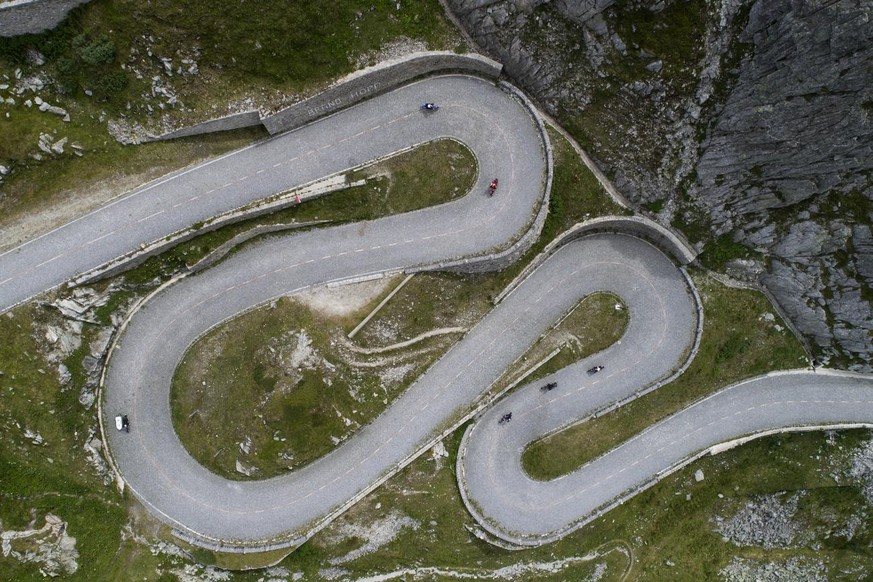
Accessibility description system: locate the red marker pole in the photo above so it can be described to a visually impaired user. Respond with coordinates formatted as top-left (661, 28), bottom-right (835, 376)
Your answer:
top-left (295, 194), bottom-right (300, 205)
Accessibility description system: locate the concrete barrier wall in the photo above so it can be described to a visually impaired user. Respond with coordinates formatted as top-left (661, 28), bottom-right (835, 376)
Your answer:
top-left (154, 111), bottom-right (262, 141)
top-left (0, 0), bottom-right (91, 37)
top-left (493, 215), bottom-right (699, 304)
top-left (261, 51), bottom-right (503, 135)
top-left (554, 215), bottom-right (698, 265)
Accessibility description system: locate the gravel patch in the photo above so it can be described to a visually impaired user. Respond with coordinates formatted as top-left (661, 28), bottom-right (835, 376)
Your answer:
top-left (295, 277), bottom-right (396, 319)
top-left (326, 512), bottom-right (420, 566)
top-left (712, 492), bottom-right (805, 549)
top-left (850, 436), bottom-right (873, 505)
top-left (719, 556), bottom-right (827, 582)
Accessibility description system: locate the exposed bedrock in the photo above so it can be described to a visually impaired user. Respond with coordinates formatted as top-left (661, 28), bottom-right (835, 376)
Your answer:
top-left (447, 0), bottom-right (872, 368)
top-left (692, 0), bottom-right (873, 368)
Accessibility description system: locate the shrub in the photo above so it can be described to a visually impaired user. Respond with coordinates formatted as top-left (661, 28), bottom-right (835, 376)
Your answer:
top-left (80, 37), bottom-right (115, 66)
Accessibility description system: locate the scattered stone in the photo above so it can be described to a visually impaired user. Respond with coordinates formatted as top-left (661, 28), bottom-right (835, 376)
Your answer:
top-left (51, 136), bottom-right (68, 155)
top-left (25, 49), bottom-right (46, 66)
top-left (712, 492), bottom-right (804, 549)
top-left (850, 437), bottom-right (873, 504)
top-left (83, 433), bottom-right (112, 485)
top-left (235, 459), bottom-right (257, 476)
top-left (325, 512), bottom-right (420, 566)
top-left (24, 428), bottom-right (45, 445)
top-left (645, 59), bottom-right (663, 73)
top-left (695, 469), bottom-right (704, 482)
top-left (0, 513), bottom-right (79, 577)
top-left (37, 134), bottom-right (52, 154)
top-left (57, 363), bottom-right (71, 386)
top-left (720, 556), bottom-right (826, 582)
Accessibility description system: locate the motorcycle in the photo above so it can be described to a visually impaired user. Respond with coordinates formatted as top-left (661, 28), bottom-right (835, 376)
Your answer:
top-left (587, 365), bottom-right (604, 375)
top-left (540, 382), bottom-right (558, 392)
top-left (498, 412), bottom-right (513, 425)
top-left (420, 103), bottom-right (439, 112)
top-left (115, 414), bottom-right (130, 432)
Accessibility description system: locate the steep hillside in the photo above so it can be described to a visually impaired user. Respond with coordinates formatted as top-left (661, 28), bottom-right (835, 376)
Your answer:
top-left (448, 0), bottom-right (872, 369)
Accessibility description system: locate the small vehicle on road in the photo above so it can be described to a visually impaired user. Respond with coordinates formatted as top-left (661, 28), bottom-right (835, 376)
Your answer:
top-left (587, 365), bottom-right (604, 375)
top-left (420, 103), bottom-right (439, 112)
top-left (489, 178), bottom-right (499, 196)
top-left (115, 414), bottom-right (130, 432)
top-left (498, 412), bottom-right (513, 424)
top-left (540, 382), bottom-right (558, 392)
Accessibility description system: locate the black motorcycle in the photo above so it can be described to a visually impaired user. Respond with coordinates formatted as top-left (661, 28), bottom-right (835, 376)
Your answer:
top-left (540, 382), bottom-right (558, 392)
top-left (587, 365), bottom-right (604, 375)
top-left (498, 412), bottom-right (513, 425)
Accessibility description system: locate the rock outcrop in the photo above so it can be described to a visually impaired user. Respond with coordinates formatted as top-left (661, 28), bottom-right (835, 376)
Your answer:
top-left (691, 0), bottom-right (873, 367)
top-left (447, 0), bottom-right (872, 368)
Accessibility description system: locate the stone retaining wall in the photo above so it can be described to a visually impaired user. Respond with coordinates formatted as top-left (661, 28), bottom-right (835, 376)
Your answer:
top-left (150, 51), bottom-right (503, 142)
top-left (155, 111), bottom-right (262, 141)
top-left (0, 0), bottom-right (91, 37)
top-left (261, 51), bottom-right (503, 135)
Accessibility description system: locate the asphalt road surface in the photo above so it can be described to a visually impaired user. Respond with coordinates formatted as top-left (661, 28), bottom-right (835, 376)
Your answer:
top-left (0, 75), bottom-right (539, 313)
top-left (459, 369), bottom-right (873, 545)
top-left (5, 74), bottom-right (873, 550)
top-left (101, 75), bottom-right (551, 546)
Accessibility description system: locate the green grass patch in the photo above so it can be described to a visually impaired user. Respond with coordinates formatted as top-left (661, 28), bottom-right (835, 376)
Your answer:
top-left (699, 232), bottom-right (758, 270)
top-left (521, 270), bottom-right (807, 481)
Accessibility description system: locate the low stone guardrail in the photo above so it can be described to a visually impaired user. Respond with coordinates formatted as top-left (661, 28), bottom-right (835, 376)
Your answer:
top-left (150, 51), bottom-right (503, 141)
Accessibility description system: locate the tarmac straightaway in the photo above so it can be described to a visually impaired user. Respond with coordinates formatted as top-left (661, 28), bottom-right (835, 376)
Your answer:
top-left (2, 74), bottom-right (872, 549)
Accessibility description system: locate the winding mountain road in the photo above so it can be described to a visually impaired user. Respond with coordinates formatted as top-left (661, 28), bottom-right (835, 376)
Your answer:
top-left (3, 72), bottom-right (872, 550)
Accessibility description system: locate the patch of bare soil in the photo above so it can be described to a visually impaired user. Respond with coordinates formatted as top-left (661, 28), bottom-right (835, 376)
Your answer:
top-left (295, 276), bottom-right (399, 319)
top-left (0, 164), bottom-right (201, 253)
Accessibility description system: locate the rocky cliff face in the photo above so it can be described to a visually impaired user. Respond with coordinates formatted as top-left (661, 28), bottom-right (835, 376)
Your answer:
top-left (691, 0), bottom-right (873, 368)
top-left (448, 0), bottom-right (872, 369)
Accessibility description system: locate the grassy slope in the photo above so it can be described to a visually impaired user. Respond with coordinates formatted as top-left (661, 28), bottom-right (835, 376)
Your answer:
top-left (0, 0), bottom-right (461, 239)
top-left (286, 425), bottom-right (873, 581)
top-left (0, 307), bottom-right (165, 580)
